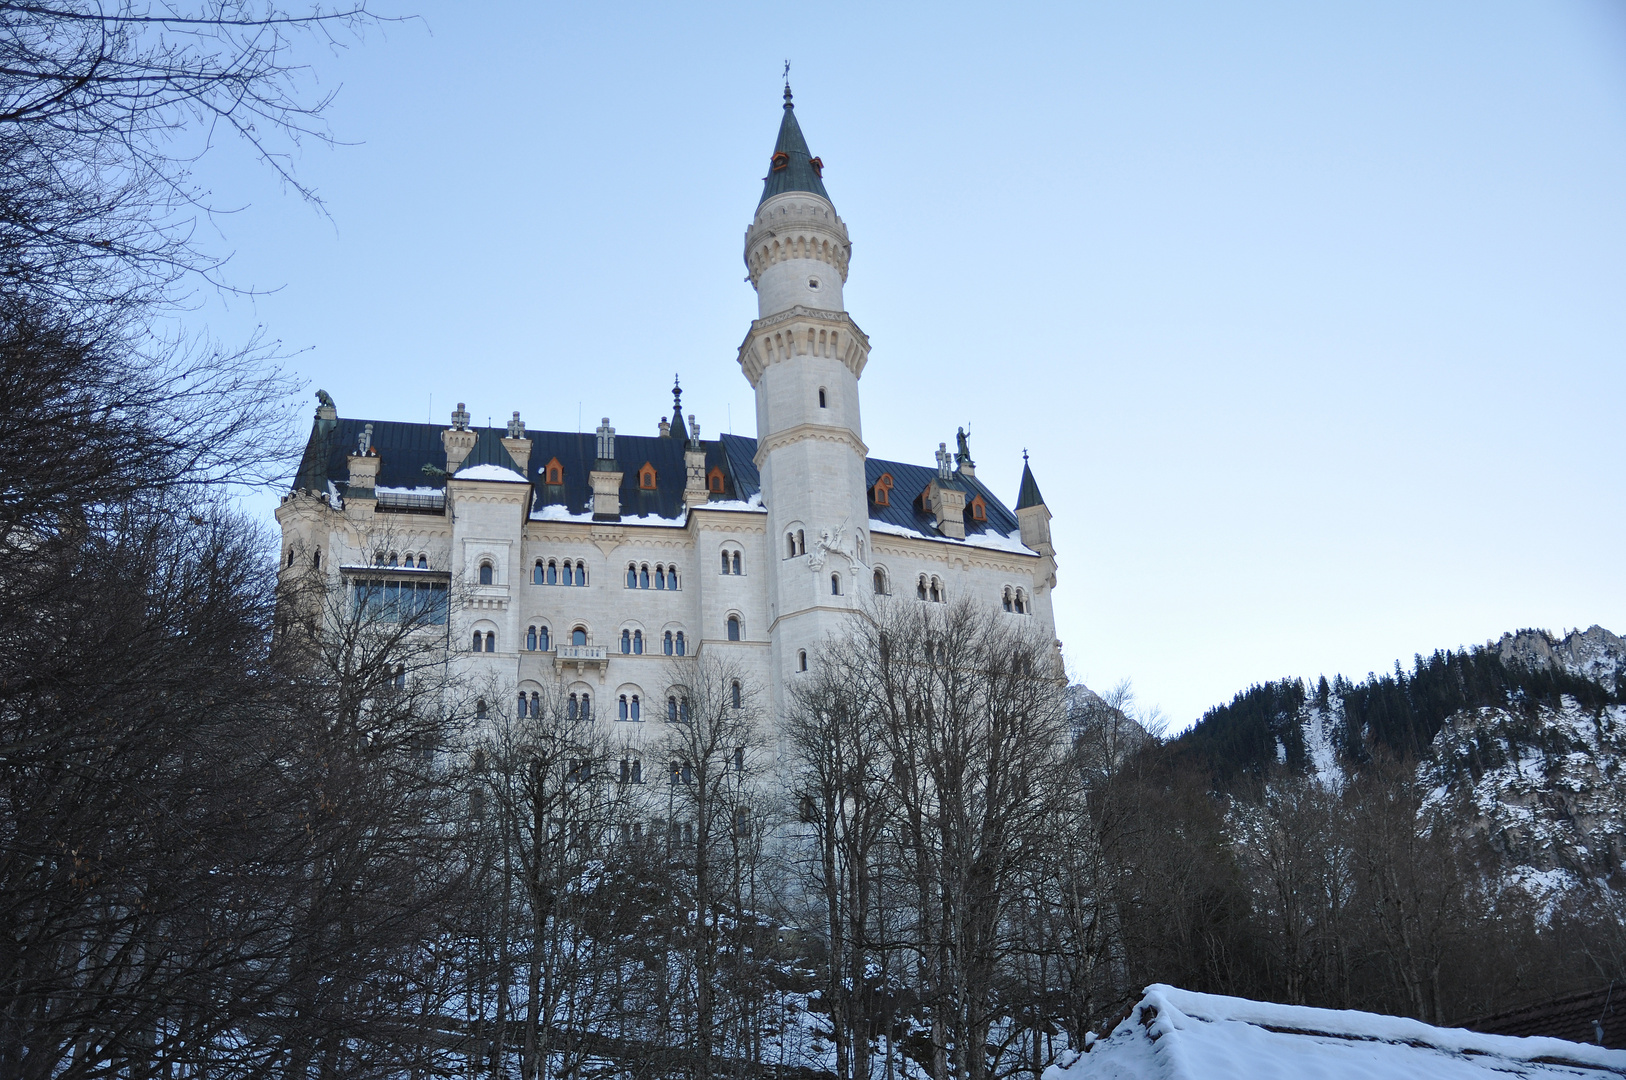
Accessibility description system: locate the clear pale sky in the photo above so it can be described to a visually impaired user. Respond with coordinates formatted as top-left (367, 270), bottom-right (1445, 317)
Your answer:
top-left (195, 1), bottom-right (1626, 730)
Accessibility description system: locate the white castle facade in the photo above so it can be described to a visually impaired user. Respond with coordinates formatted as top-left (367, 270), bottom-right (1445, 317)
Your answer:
top-left (275, 89), bottom-right (1060, 749)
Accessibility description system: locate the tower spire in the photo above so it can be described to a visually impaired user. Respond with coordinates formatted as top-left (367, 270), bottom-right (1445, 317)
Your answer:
top-left (670, 374), bottom-right (688, 441)
top-left (760, 81), bottom-right (829, 207)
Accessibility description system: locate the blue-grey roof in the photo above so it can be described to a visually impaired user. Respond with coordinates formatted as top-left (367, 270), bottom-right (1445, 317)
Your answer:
top-left (295, 418), bottom-right (735, 519)
top-left (717, 434), bottom-right (1023, 541)
top-left (759, 89), bottom-right (831, 207)
top-left (1016, 460), bottom-right (1045, 510)
top-left (296, 418), bottom-right (1023, 539)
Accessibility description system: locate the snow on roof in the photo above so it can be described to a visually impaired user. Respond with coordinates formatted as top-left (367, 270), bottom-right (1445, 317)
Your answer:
top-left (454, 463), bottom-right (528, 483)
top-left (869, 519), bottom-right (1038, 555)
top-left (1046, 985), bottom-right (1626, 1080)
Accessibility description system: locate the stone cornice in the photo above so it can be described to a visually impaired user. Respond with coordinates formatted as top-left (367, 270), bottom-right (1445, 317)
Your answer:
top-left (870, 533), bottom-right (1042, 574)
top-left (736, 307), bottom-right (871, 386)
top-left (752, 423), bottom-right (868, 467)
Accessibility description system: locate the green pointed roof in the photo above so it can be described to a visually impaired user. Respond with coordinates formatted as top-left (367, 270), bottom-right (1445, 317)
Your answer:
top-left (1016, 456), bottom-right (1045, 510)
top-left (759, 86), bottom-right (831, 207)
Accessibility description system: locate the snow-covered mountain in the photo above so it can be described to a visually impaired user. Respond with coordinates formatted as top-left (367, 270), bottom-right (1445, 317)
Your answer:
top-left (1180, 626), bottom-right (1626, 909)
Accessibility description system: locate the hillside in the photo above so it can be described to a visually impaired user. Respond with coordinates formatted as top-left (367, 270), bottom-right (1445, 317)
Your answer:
top-left (1171, 625), bottom-right (1626, 903)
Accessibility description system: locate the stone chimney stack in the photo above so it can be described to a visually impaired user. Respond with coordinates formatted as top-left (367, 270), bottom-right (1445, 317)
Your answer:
top-left (501, 410), bottom-right (532, 474)
top-left (346, 422), bottom-right (379, 500)
top-left (442, 402), bottom-right (476, 473)
top-left (589, 418), bottom-right (622, 520)
top-left (683, 415), bottom-right (708, 507)
top-left (925, 442), bottom-right (966, 539)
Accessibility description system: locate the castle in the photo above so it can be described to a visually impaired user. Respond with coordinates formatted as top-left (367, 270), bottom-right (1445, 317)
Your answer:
top-left (275, 88), bottom-right (1060, 739)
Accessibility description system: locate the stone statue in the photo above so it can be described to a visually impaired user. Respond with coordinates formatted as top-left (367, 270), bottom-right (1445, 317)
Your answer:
top-left (956, 425), bottom-right (973, 468)
top-left (809, 519), bottom-right (856, 572)
top-left (315, 389), bottom-right (335, 410)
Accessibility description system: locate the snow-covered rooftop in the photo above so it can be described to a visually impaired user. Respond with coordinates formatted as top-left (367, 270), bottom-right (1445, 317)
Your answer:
top-left (455, 463), bottom-right (529, 483)
top-left (1047, 985), bottom-right (1626, 1080)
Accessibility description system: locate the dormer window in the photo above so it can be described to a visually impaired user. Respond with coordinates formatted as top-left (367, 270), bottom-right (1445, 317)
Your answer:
top-left (707, 467), bottom-right (726, 494)
top-left (969, 495), bottom-right (987, 522)
top-left (871, 473), bottom-right (893, 507)
top-left (770, 151), bottom-right (789, 172)
top-left (639, 463), bottom-right (657, 490)
top-left (544, 457), bottom-right (563, 486)
top-left (809, 156), bottom-right (823, 177)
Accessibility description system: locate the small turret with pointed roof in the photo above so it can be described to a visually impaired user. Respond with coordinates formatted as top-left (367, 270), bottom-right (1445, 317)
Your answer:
top-left (1016, 450), bottom-right (1045, 510)
top-left (760, 83), bottom-right (831, 207)
top-left (1015, 450), bottom-right (1056, 581)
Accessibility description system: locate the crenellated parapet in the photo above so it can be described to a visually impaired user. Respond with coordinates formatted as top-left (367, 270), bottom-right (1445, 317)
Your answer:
top-left (744, 194), bottom-right (851, 287)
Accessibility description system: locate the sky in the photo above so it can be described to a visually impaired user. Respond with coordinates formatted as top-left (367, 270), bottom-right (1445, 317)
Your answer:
top-left (192, 1), bottom-right (1626, 730)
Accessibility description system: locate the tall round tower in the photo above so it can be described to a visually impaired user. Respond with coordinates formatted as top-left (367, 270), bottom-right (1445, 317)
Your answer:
top-left (737, 87), bottom-right (873, 714)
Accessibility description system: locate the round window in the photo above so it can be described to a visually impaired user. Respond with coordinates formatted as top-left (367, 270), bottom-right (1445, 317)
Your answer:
top-left (807, 277), bottom-right (821, 290)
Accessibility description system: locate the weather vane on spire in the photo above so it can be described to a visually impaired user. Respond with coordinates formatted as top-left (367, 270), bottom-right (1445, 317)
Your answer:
top-left (783, 60), bottom-right (792, 105)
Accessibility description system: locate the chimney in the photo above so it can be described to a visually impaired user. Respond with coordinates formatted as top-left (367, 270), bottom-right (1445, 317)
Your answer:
top-left (683, 415), bottom-right (707, 507)
top-left (347, 423), bottom-right (379, 501)
top-left (442, 402), bottom-right (476, 473)
top-left (589, 417), bottom-right (622, 520)
top-left (926, 442), bottom-right (966, 539)
top-left (501, 410), bottom-right (532, 474)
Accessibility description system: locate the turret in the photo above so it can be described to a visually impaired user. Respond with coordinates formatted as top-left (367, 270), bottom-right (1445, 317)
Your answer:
top-left (1016, 452), bottom-right (1057, 589)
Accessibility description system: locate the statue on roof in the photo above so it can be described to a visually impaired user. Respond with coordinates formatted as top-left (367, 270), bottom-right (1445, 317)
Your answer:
top-left (955, 425), bottom-right (973, 469)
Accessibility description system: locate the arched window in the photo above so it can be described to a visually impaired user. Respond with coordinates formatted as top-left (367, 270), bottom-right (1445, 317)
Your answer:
top-left (418, 555), bottom-right (428, 569)
top-left (929, 578), bottom-right (942, 604)
top-left (312, 550), bottom-right (321, 569)
top-left (731, 681), bottom-right (742, 708)
top-left (873, 568), bottom-right (887, 595)
top-left (969, 495), bottom-right (987, 522)
top-left (831, 573), bottom-right (841, 595)
top-left (667, 695), bottom-right (678, 723)
top-left (798, 529), bottom-right (805, 555)
top-left (619, 695), bottom-right (629, 720)
top-left (287, 549), bottom-right (295, 568)
top-left (547, 560), bottom-right (558, 585)
top-left (818, 388), bottom-right (827, 408)
top-left (479, 561), bottom-right (494, 585)
top-left (917, 575), bottom-right (928, 601)
top-left (680, 696), bottom-right (691, 723)
top-left (639, 565), bottom-right (650, 589)
top-left (726, 616), bottom-right (741, 642)
top-left (471, 630), bottom-right (482, 652)
top-left (580, 692), bottom-right (591, 719)
top-left (708, 466), bottom-right (725, 494)
top-left (576, 561), bottom-right (587, 586)
top-left (721, 550), bottom-right (730, 574)
top-left (664, 631), bottom-right (674, 656)
top-left (626, 563), bottom-right (637, 588)
top-left (633, 630), bottom-right (643, 655)
top-left (1003, 587), bottom-right (1013, 613)
top-left (572, 626), bottom-right (587, 647)
top-left (562, 562), bottom-right (574, 586)
top-left (667, 566), bottom-right (678, 589)
top-left (798, 650), bottom-right (808, 672)
top-left (538, 625), bottom-right (550, 651)
top-left (388, 552), bottom-right (398, 567)
top-left (530, 690), bottom-right (540, 716)
top-left (655, 564), bottom-right (666, 590)
top-left (518, 693), bottom-right (529, 718)
top-left (485, 631), bottom-right (496, 652)
top-left (527, 625), bottom-right (538, 651)
top-left (567, 694), bottom-right (578, 720)
top-left (731, 552), bottom-right (741, 575)
top-left (476, 698), bottom-right (487, 720)
top-left (534, 561), bottom-right (545, 585)
top-left (621, 629), bottom-right (632, 654)
top-left (788, 534), bottom-right (797, 558)
top-left (1015, 589), bottom-right (1027, 615)
top-left (630, 695), bottom-right (640, 721)
top-left (675, 631), bottom-right (686, 656)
